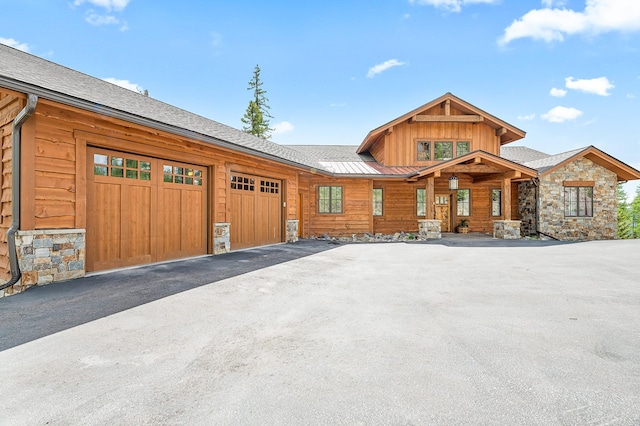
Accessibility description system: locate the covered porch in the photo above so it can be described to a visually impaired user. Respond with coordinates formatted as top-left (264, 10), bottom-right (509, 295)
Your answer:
top-left (408, 151), bottom-right (538, 239)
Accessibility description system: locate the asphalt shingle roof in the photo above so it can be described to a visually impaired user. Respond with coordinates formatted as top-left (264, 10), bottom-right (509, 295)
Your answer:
top-left (500, 146), bottom-right (550, 164)
top-left (522, 147), bottom-right (587, 173)
top-left (0, 44), bottom-right (322, 171)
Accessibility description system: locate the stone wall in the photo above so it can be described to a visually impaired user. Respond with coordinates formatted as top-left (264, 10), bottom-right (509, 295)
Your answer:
top-left (2, 229), bottom-right (86, 297)
top-left (493, 220), bottom-right (521, 239)
top-left (286, 220), bottom-right (299, 243)
top-left (213, 223), bottom-right (231, 254)
top-left (418, 219), bottom-right (441, 239)
top-left (538, 157), bottom-right (617, 240)
top-left (518, 181), bottom-right (537, 236)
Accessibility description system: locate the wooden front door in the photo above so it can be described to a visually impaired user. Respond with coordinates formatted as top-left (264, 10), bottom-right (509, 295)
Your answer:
top-left (230, 172), bottom-right (282, 250)
top-left (435, 194), bottom-right (451, 232)
top-left (86, 147), bottom-right (207, 272)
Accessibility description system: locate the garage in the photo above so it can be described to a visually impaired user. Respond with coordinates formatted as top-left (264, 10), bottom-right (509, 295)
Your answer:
top-left (86, 147), bottom-right (207, 272)
top-left (229, 172), bottom-right (282, 250)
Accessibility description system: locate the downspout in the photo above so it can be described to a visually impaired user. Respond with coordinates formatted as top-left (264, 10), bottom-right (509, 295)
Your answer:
top-left (1, 94), bottom-right (38, 291)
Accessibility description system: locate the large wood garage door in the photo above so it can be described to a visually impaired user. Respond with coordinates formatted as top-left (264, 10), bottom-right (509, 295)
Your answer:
top-left (229, 172), bottom-right (281, 250)
top-left (86, 147), bottom-right (207, 272)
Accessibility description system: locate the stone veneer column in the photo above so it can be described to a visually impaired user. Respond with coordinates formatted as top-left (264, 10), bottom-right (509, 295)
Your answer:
top-left (418, 219), bottom-right (441, 239)
top-left (213, 223), bottom-right (231, 254)
top-left (13, 229), bottom-right (86, 291)
top-left (493, 220), bottom-right (522, 239)
top-left (286, 220), bottom-right (299, 243)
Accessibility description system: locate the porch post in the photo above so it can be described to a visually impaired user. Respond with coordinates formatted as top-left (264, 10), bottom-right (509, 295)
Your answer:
top-left (502, 177), bottom-right (511, 220)
top-left (426, 176), bottom-right (435, 219)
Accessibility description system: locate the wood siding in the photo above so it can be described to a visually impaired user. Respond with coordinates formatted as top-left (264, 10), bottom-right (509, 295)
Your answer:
top-left (374, 105), bottom-right (500, 167)
top-left (0, 89), bottom-right (25, 280)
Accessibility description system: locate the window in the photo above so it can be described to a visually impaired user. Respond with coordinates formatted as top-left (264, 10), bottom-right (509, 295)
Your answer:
top-left (457, 189), bottom-right (470, 216)
top-left (417, 141), bottom-right (431, 161)
top-left (491, 189), bottom-right (501, 216)
top-left (434, 142), bottom-right (453, 161)
top-left (319, 186), bottom-right (343, 213)
top-left (167, 165), bottom-right (203, 186)
top-left (93, 153), bottom-right (151, 181)
top-left (565, 186), bottom-right (593, 217)
top-left (416, 188), bottom-right (426, 216)
top-left (373, 188), bottom-right (383, 216)
top-left (456, 141), bottom-right (470, 157)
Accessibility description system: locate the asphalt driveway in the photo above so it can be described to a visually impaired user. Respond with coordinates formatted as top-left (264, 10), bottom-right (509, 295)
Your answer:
top-left (1, 239), bottom-right (639, 425)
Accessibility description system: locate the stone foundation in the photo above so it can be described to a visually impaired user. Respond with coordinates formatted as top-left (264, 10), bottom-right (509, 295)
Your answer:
top-left (13, 229), bottom-right (86, 292)
top-left (286, 220), bottom-right (299, 243)
top-left (493, 220), bottom-right (521, 239)
top-left (418, 219), bottom-right (442, 239)
top-left (213, 222), bottom-right (231, 254)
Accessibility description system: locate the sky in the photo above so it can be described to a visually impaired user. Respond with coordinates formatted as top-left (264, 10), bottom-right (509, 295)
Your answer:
top-left (1, 0), bottom-right (639, 198)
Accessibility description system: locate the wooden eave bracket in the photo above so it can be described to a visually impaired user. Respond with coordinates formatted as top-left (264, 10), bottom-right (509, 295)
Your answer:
top-left (496, 127), bottom-right (507, 137)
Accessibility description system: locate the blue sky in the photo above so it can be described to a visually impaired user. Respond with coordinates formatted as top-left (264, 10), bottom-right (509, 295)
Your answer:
top-left (1, 0), bottom-right (639, 198)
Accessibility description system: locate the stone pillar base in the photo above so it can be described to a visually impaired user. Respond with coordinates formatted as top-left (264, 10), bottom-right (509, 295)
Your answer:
top-left (286, 220), bottom-right (299, 243)
top-left (213, 223), bottom-right (231, 254)
top-left (418, 219), bottom-right (441, 239)
top-left (493, 220), bottom-right (522, 239)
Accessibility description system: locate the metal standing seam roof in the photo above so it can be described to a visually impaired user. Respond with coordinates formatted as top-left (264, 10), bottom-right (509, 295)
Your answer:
top-left (0, 43), bottom-right (326, 173)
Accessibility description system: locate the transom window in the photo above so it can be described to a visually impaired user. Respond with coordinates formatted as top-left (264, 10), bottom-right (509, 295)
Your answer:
top-left (416, 188), bottom-right (426, 216)
top-left (93, 153), bottom-right (151, 180)
top-left (457, 189), bottom-right (470, 216)
top-left (565, 186), bottom-right (593, 217)
top-left (164, 165), bottom-right (203, 186)
top-left (416, 140), bottom-right (471, 161)
top-left (319, 186), bottom-right (343, 214)
top-left (373, 188), bottom-right (383, 216)
top-left (491, 189), bottom-right (501, 216)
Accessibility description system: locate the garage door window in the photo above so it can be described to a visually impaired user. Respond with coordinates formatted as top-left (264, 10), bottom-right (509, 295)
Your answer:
top-left (165, 165), bottom-right (203, 186)
top-left (230, 174), bottom-right (255, 191)
top-left (93, 153), bottom-right (151, 180)
top-left (260, 180), bottom-right (279, 194)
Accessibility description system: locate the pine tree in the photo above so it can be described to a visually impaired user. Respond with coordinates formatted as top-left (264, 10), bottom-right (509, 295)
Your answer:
top-left (630, 186), bottom-right (640, 239)
top-left (241, 64), bottom-right (273, 139)
top-left (617, 184), bottom-right (633, 239)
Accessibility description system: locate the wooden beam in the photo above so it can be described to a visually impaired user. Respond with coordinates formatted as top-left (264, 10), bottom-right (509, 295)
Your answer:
top-left (433, 170), bottom-right (441, 178)
top-left (386, 126), bottom-right (394, 135)
top-left (414, 115), bottom-right (484, 123)
top-left (426, 177), bottom-right (435, 220)
top-left (473, 157), bottom-right (482, 164)
top-left (445, 99), bottom-right (451, 116)
top-left (503, 170), bottom-right (521, 179)
top-left (496, 127), bottom-right (507, 137)
top-left (563, 180), bottom-right (594, 187)
top-left (502, 177), bottom-right (512, 220)
top-left (472, 170), bottom-right (521, 184)
top-left (447, 164), bottom-right (500, 173)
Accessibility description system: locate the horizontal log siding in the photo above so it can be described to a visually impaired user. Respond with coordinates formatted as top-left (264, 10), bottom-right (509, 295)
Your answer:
top-left (306, 177), bottom-right (372, 237)
top-left (374, 105), bottom-right (500, 167)
top-left (25, 100), bottom-right (300, 242)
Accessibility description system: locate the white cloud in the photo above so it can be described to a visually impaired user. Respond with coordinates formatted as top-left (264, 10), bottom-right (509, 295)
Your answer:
top-left (103, 78), bottom-right (142, 92)
top-left (366, 59), bottom-right (406, 78)
top-left (0, 37), bottom-right (30, 52)
top-left (565, 76), bottom-right (614, 96)
top-left (273, 121), bottom-right (294, 134)
top-left (85, 12), bottom-right (119, 26)
top-left (541, 106), bottom-right (583, 122)
top-left (409, 0), bottom-right (498, 13)
top-left (627, 93), bottom-right (636, 99)
top-left (74, 0), bottom-right (131, 12)
top-left (499, 0), bottom-right (640, 45)
top-left (518, 113), bottom-right (536, 120)
top-left (550, 87), bottom-right (567, 97)
top-left (542, 0), bottom-right (567, 6)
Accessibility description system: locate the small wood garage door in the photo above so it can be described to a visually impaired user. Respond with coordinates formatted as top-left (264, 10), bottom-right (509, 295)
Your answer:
top-left (229, 172), bottom-right (281, 250)
top-left (86, 147), bottom-right (207, 272)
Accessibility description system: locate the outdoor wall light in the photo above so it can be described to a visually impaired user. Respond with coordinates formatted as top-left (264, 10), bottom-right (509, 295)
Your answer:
top-left (448, 173), bottom-right (459, 190)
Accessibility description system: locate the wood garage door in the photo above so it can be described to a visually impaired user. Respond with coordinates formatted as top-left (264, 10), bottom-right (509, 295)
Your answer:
top-left (229, 172), bottom-right (281, 250)
top-left (86, 147), bottom-right (207, 272)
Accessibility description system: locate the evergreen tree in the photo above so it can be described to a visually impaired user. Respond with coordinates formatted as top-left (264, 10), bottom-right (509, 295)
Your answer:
top-left (631, 186), bottom-right (640, 239)
top-left (241, 64), bottom-right (273, 139)
top-left (617, 184), bottom-right (633, 239)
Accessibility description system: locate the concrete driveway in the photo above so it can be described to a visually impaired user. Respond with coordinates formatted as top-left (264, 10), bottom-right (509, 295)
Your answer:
top-left (1, 239), bottom-right (639, 425)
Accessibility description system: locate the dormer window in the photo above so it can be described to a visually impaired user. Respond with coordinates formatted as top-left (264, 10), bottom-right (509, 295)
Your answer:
top-left (417, 141), bottom-right (430, 161)
top-left (417, 140), bottom-right (471, 161)
top-left (434, 142), bottom-right (453, 160)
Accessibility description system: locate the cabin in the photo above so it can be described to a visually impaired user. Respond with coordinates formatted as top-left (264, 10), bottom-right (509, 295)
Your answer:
top-left (1, 44), bottom-right (639, 296)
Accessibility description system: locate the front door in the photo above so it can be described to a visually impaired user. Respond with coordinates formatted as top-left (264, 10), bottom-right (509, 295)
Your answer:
top-left (435, 194), bottom-right (451, 232)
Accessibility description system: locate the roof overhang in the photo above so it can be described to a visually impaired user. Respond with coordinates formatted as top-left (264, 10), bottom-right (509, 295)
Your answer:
top-left (539, 146), bottom-right (640, 182)
top-left (406, 150), bottom-right (538, 182)
top-left (357, 92), bottom-right (526, 154)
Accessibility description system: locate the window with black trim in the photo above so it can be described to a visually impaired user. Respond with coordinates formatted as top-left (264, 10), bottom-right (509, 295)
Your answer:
top-left (373, 188), bottom-right (383, 216)
top-left (491, 189), bottom-right (501, 216)
top-left (456, 141), bottom-right (470, 157)
top-left (416, 188), bottom-right (426, 216)
top-left (457, 189), bottom-right (470, 216)
top-left (319, 186), bottom-right (343, 214)
top-left (417, 141), bottom-right (431, 161)
top-left (565, 186), bottom-right (593, 217)
top-left (434, 141), bottom-right (453, 161)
